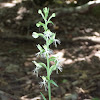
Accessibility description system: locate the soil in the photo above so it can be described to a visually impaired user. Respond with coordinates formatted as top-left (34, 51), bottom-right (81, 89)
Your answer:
top-left (0, 0), bottom-right (100, 100)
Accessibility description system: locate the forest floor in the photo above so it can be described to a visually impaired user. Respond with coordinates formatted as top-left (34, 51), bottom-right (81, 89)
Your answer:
top-left (0, 0), bottom-right (100, 100)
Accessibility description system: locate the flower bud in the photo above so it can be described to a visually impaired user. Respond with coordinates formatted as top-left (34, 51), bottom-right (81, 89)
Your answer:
top-left (32, 32), bottom-right (39, 38)
top-left (38, 9), bottom-right (42, 14)
top-left (51, 13), bottom-right (56, 17)
top-left (36, 22), bottom-right (41, 27)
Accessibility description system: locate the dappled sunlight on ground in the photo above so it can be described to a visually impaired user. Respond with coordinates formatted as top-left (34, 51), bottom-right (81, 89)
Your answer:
top-left (95, 50), bottom-right (100, 58)
top-left (52, 49), bottom-right (66, 64)
top-left (21, 95), bottom-right (41, 100)
top-left (0, 0), bottom-right (22, 8)
top-left (0, 3), bottom-right (16, 8)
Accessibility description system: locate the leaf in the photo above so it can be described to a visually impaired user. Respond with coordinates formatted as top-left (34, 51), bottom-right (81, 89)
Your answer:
top-left (40, 92), bottom-right (47, 100)
top-left (39, 63), bottom-right (47, 69)
top-left (37, 44), bottom-right (44, 52)
top-left (43, 45), bottom-right (47, 50)
top-left (36, 21), bottom-right (45, 28)
top-left (32, 61), bottom-right (42, 68)
top-left (36, 45), bottom-right (45, 56)
top-left (38, 33), bottom-right (46, 39)
top-left (49, 65), bottom-right (56, 75)
top-left (49, 56), bottom-right (56, 62)
top-left (48, 21), bottom-right (54, 25)
top-left (48, 39), bottom-right (54, 45)
top-left (49, 80), bottom-right (58, 87)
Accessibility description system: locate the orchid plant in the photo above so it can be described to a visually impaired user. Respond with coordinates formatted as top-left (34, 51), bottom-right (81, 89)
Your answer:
top-left (32, 7), bottom-right (62, 100)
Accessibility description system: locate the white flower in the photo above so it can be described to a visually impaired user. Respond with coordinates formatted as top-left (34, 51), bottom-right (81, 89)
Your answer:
top-left (44, 30), bottom-right (52, 39)
top-left (35, 50), bottom-right (52, 58)
top-left (39, 76), bottom-right (48, 91)
top-left (35, 52), bottom-right (41, 57)
top-left (53, 39), bottom-right (60, 47)
top-left (33, 67), bottom-right (39, 77)
top-left (45, 33), bottom-right (51, 39)
top-left (43, 49), bottom-right (53, 56)
top-left (32, 61), bottom-right (42, 77)
top-left (55, 59), bottom-right (63, 74)
top-left (56, 65), bottom-right (62, 74)
top-left (42, 45), bottom-right (53, 57)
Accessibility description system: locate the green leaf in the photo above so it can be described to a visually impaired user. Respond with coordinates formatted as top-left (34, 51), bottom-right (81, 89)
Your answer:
top-left (49, 56), bottom-right (56, 62)
top-left (36, 21), bottom-right (45, 27)
top-left (39, 63), bottom-right (47, 69)
top-left (48, 38), bottom-right (54, 45)
top-left (33, 62), bottom-right (47, 69)
top-left (43, 45), bottom-right (48, 50)
top-left (38, 33), bottom-right (44, 38)
top-left (49, 65), bottom-right (56, 75)
top-left (49, 80), bottom-right (58, 87)
top-left (36, 44), bottom-right (45, 55)
top-left (36, 21), bottom-right (47, 31)
top-left (40, 92), bottom-right (47, 100)
top-left (32, 61), bottom-right (42, 68)
top-left (37, 44), bottom-right (43, 51)
top-left (48, 21), bottom-right (54, 25)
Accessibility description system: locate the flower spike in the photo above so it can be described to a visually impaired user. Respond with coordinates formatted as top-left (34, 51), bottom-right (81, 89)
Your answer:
top-left (32, 7), bottom-right (62, 100)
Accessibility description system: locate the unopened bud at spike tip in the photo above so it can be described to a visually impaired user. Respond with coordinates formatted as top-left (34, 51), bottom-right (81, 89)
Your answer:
top-left (32, 32), bottom-right (39, 38)
top-left (38, 9), bottom-right (42, 14)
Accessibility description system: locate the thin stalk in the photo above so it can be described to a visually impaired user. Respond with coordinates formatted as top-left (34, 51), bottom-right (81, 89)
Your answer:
top-left (47, 56), bottom-right (51, 100)
top-left (44, 19), bottom-right (48, 31)
top-left (48, 82), bottom-right (51, 100)
top-left (45, 16), bottom-right (51, 100)
top-left (46, 39), bottom-right (51, 100)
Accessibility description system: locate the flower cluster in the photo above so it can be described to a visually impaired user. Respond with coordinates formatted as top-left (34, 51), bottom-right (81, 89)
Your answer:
top-left (35, 44), bottom-right (53, 58)
top-left (32, 7), bottom-right (62, 100)
top-left (39, 76), bottom-right (48, 91)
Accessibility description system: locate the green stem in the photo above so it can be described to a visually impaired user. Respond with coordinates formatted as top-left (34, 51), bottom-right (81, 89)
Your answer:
top-left (46, 44), bottom-right (51, 100)
top-left (44, 19), bottom-right (48, 31)
top-left (48, 82), bottom-right (51, 100)
top-left (47, 54), bottom-right (51, 100)
top-left (45, 18), bottom-right (51, 100)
